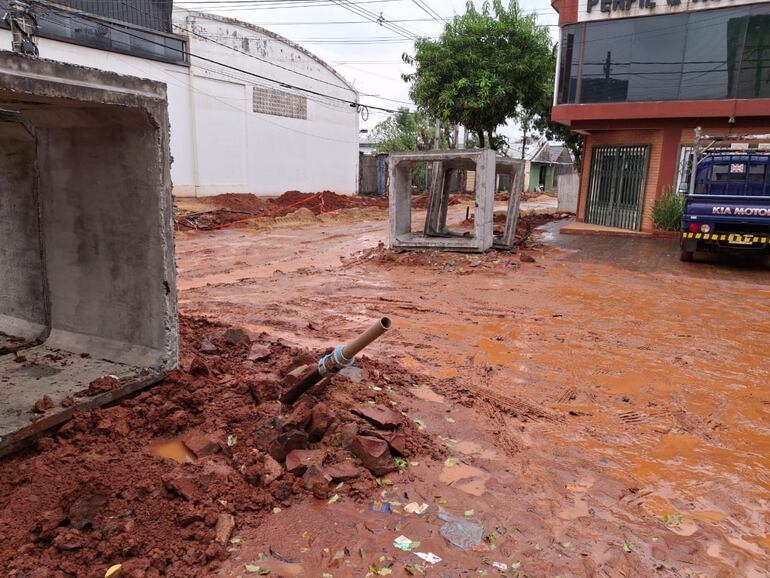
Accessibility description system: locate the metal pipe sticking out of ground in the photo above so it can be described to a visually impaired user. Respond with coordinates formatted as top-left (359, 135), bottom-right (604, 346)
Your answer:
top-left (280, 317), bottom-right (392, 404)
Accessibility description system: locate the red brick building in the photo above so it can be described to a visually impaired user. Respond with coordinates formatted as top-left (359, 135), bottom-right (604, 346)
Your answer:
top-left (551, 0), bottom-right (770, 234)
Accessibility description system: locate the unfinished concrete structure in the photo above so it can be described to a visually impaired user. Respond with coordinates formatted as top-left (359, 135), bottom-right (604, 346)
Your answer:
top-left (389, 149), bottom-right (524, 252)
top-left (0, 51), bottom-right (178, 455)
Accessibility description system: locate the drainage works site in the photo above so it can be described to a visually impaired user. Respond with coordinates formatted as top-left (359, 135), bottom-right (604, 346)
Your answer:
top-left (0, 188), bottom-right (768, 578)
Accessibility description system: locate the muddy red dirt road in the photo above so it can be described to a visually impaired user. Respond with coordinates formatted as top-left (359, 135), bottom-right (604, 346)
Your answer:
top-left (174, 211), bottom-right (770, 577)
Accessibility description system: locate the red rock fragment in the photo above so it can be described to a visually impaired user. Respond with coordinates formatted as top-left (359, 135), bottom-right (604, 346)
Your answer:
top-left (281, 397), bottom-right (315, 432)
top-left (247, 343), bottom-right (271, 361)
top-left (261, 454), bottom-right (283, 485)
top-left (189, 356), bottom-right (210, 377)
top-left (302, 464), bottom-right (332, 499)
top-left (32, 395), bottom-right (54, 414)
top-left (352, 405), bottom-right (402, 430)
top-left (53, 528), bottom-right (85, 551)
top-left (324, 462), bottom-right (363, 481)
top-left (60, 396), bottom-right (75, 408)
top-left (351, 435), bottom-right (396, 476)
top-left (223, 328), bottom-right (251, 347)
top-left (35, 508), bottom-right (67, 540)
top-left (285, 449), bottom-right (325, 475)
top-left (67, 489), bottom-right (108, 529)
top-left (268, 429), bottom-right (308, 462)
top-left (182, 431), bottom-right (222, 459)
top-left (214, 513), bottom-right (235, 544)
top-left (338, 423), bottom-right (359, 449)
top-left (83, 375), bottom-right (120, 396)
top-left (378, 430), bottom-right (407, 456)
top-left (308, 402), bottom-right (335, 441)
top-left (163, 473), bottom-right (197, 501)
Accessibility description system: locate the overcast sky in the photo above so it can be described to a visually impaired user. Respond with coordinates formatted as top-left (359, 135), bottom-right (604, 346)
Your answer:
top-left (175, 0), bottom-right (559, 142)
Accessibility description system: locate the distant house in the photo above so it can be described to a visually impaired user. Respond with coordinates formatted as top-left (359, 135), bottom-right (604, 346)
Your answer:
top-left (524, 141), bottom-right (575, 194)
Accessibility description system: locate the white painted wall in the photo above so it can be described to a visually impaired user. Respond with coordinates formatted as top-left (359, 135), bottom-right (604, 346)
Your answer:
top-left (0, 9), bottom-right (360, 196)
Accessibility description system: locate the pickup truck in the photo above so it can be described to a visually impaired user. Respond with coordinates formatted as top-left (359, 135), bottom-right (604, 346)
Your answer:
top-left (680, 153), bottom-right (770, 261)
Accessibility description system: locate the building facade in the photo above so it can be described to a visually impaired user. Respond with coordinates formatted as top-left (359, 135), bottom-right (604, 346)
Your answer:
top-left (0, 1), bottom-right (359, 196)
top-left (551, 0), bottom-right (770, 233)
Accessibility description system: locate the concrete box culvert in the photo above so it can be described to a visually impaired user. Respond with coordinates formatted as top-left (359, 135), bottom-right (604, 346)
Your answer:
top-left (0, 52), bottom-right (178, 455)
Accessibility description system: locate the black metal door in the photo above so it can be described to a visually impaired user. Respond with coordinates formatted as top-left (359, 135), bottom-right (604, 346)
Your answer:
top-left (585, 145), bottom-right (649, 230)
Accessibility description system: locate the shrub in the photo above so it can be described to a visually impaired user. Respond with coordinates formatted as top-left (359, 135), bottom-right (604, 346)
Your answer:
top-left (651, 187), bottom-right (685, 231)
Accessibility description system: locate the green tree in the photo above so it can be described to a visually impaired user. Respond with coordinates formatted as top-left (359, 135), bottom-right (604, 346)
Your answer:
top-left (370, 107), bottom-right (434, 153)
top-left (403, 0), bottom-right (553, 149)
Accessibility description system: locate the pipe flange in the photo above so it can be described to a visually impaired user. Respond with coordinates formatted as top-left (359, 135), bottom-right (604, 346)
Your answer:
top-left (318, 344), bottom-right (354, 376)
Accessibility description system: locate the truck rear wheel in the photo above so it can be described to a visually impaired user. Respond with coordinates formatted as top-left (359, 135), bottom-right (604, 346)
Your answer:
top-left (680, 249), bottom-right (694, 262)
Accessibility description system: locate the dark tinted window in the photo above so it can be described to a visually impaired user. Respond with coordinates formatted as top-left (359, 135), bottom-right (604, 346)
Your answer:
top-left (735, 9), bottom-right (770, 98)
top-left (556, 4), bottom-right (770, 104)
top-left (748, 163), bottom-right (766, 182)
top-left (580, 20), bottom-right (632, 103)
top-left (711, 164), bottom-right (730, 181)
top-left (0, 0), bottom-right (186, 65)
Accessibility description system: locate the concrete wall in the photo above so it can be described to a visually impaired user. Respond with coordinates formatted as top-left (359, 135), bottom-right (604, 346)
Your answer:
top-left (0, 10), bottom-right (360, 196)
top-left (0, 115), bottom-right (46, 341)
top-left (557, 172), bottom-right (579, 213)
top-left (0, 52), bottom-right (177, 369)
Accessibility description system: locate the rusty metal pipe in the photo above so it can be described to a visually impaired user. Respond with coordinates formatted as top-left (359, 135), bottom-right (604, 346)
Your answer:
top-left (280, 317), bottom-right (391, 405)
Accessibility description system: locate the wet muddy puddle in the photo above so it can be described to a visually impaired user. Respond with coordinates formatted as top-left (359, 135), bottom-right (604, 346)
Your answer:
top-left (149, 438), bottom-right (195, 464)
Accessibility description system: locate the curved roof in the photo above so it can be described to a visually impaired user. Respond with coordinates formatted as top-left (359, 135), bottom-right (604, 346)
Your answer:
top-left (173, 8), bottom-right (358, 96)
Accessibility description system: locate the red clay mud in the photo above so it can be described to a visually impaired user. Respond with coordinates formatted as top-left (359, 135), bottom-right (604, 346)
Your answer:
top-left (174, 213), bottom-right (770, 577)
top-left (0, 316), bottom-right (435, 578)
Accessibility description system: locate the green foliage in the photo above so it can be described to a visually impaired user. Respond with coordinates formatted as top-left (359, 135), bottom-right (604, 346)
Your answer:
top-left (370, 107), bottom-right (434, 153)
top-left (403, 0), bottom-right (553, 149)
top-left (651, 188), bottom-right (685, 231)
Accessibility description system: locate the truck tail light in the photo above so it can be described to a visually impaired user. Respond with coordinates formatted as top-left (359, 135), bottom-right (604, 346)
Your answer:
top-left (688, 223), bottom-right (699, 232)
top-left (700, 224), bottom-right (712, 233)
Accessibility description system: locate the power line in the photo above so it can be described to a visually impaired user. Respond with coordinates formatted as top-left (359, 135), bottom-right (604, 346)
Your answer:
top-left (116, 0), bottom-right (364, 91)
top-left (30, 1), bottom-right (402, 114)
top-left (410, 0), bottom-right (446, 25)
top-left (327, 0), bottom-right (421, 39)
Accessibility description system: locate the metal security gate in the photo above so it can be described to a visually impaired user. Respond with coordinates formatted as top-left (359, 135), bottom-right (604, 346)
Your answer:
top-left (585, 145), bottom-right (649, 230)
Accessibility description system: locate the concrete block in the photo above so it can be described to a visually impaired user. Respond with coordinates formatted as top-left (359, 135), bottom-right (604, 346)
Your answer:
top-left (493, 158), bottom-right (525, 250)
top-left (389, 149), bottom-right (524, 253)
top-left (389, 149), bottom-right (496, 253)
top-left (0, 52), bottom-right (177, 454)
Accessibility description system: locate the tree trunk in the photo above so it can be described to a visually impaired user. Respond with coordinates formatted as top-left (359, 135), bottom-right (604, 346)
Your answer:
top-left (476, 130), bottom-right (485, 149)
top-left (487, 130), bottom-right (496, 150)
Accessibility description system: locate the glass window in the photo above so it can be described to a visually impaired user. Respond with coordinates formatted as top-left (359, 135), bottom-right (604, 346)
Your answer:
top-left (735, 9), bottom-right (770, 98)
top-left (628, 15), bottom-right (687, 102)
top-left (557, 3), bottom-right (770, 104)
top-left (711, 164), bottom-right (730, 181)
top-left (557, 26), bottom-right (580, 104)
top-left (748, 163), bottom-right (766, 182)
top-left (580, 20), bottom-right (633, 103)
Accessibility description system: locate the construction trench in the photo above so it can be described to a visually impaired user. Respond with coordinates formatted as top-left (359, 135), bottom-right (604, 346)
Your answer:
top-left (1, 56), bottom-right (769, 578)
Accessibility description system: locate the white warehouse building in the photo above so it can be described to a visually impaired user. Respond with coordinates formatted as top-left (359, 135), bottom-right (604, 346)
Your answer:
top-left (0, 1), bottom-right (360, 196)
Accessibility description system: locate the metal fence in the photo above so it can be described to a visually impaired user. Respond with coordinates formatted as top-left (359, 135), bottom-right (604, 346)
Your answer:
top-left (585, 145), bottom-right (649, 231)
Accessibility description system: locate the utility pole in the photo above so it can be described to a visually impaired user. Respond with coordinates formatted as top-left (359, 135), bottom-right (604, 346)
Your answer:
top-left (4, 0), bottom-right (38, 56)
